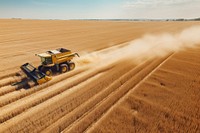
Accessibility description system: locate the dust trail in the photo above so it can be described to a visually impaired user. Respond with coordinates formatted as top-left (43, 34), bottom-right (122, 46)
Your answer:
top-left (76, 25), bottom-right (200, 65)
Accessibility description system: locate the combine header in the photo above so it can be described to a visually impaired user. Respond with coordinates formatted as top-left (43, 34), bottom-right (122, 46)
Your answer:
top-left (20, 63), bottom-right (52, 85)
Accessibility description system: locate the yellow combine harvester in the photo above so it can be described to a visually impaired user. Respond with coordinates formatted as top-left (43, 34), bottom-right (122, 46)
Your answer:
top-left (12, 48), bottom-right (79, 88)
top-left (36, 48), bottom-right (79, 76)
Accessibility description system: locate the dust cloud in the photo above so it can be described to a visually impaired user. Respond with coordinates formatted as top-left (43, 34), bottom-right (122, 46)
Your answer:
top-left (76, 25), bottom-right (200, 65)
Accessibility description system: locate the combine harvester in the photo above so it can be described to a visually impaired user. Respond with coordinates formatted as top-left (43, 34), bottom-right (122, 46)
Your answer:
top-left (36, 48), bottom-right (79, 76)
top-left (12, 48), bottom-right (79, 89)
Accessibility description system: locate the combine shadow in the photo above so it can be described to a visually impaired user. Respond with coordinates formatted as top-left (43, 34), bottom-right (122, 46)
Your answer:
top-left (13, 78), bottom-right (36, 90)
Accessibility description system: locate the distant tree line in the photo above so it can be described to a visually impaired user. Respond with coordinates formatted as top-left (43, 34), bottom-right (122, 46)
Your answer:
top-left (9, 17), bottom-right (200, 21)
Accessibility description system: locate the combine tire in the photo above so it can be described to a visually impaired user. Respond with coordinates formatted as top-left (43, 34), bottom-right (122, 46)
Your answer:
top-left (69, 62), bottom-right (75, 70)
top-left (60, 64), bottom-right (69, 73)
top-left (45, 69), bottom-right (52, 76)
top-left (40, 66), bottom-right (52, 76)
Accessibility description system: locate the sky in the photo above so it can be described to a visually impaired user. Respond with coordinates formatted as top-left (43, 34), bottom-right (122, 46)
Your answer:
top-left (0, 0), bottom-right (200, 19)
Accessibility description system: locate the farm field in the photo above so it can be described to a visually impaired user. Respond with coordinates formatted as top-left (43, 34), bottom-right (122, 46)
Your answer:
top-left (0, 19), bottom-right (200, 133)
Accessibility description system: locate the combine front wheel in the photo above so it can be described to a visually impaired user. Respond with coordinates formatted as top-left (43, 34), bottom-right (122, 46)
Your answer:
top-left (45, 69), bottom-right (52, 76)
top-left (38, 66), bottom-right (52, 76)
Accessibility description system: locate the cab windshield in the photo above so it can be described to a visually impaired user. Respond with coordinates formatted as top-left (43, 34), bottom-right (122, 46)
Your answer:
top-left (41, 57), bottom-right (52, 65)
